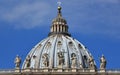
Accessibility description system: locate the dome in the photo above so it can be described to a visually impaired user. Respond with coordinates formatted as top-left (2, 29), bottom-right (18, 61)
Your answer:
top-left (22, 6), bottom-right (96, 70)
top-left (22, 34), bottom-right (95, 69)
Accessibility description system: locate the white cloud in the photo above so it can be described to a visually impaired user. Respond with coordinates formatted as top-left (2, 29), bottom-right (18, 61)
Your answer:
top-left (0, 1), bottom-right (51, 29)
top-left (96, 0), bottom-right (119, 3)
top-left (0, 0), bottom-right (120, 39)
top-left (62, 0), bottom-right (120, 39)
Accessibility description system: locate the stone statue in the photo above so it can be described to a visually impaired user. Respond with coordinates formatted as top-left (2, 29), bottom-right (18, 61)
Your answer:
top-left (26, 55), bottom-right (31, 68)
top-left (57, 51), bottom-right (65, 66)
top-left (42, 53), bottom-right (49, 67)
top-left (89, 56), bottom-right (96, 69)
top-left (71, 53), bottom-right (77, 68)
top-left (14, 55), bottom-right (21, 69)
top-left (100, 55), bottom-right (107, 69)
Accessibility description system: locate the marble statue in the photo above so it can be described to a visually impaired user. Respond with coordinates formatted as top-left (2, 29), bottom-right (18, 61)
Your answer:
top-left (42, 53), bottom-right (49, 67)
top-left (26, 55), bottom-right (31, 68)
top-left (100, 55), bottom-right (107, 69)
top-left (14, 55), bottom-right (21, 69)
top-left (71, 53), bottom-right (77, 68)
top-left (57, 51), bottom-right (65, 66)
top-left (89, 56), bottom-right (96, 69)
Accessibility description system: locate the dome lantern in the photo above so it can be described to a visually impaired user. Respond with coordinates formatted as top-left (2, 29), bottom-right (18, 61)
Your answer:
top-left (48, 6), bottom-right (71, 36)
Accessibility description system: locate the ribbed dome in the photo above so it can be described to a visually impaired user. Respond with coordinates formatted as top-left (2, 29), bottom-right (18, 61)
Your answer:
top-left (22, 6), bottom-right (96, 70)
top-left (22, 34), bottom-right (95, 69)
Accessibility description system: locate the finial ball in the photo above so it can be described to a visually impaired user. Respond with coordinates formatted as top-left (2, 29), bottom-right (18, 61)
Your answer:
top-left (58, 6), bottom-right (62, 10)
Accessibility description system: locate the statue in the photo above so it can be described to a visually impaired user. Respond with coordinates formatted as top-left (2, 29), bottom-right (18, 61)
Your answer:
top-left (26, 55), bottom-right (31, 68)
top-left (71, 53), bottom-right (77, 68)
top-left (14, 55), bottom-right (21, 69)
top-left (42, 53), bottom-right (49, 67)
top-left (100, 55), bottom-right (107, 69)
top-left (89, 56), bottom-right (96, 69)
top-left (57, 51), bottom-right (65, 66)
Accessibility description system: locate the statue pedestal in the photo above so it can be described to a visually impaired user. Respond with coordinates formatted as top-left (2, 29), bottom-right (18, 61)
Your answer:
top-left (90, 69), bottom-right (96, 72)
top-left (72, 68), bottom-right (77, 72)
top-left (15, 68), bottom-right (20, 72)
top-left (58, 65), bottom-right (63, 68)
top-left (57, 68), bottom-right (63, 72)
top-left (43, 68), bottom-right (49, 72)
top-left (64, 69), bottom-right (69, 72)
top-left (24, 68), bottom-right (31, 72)
top-left (100, 69), bottom-right (106, 72)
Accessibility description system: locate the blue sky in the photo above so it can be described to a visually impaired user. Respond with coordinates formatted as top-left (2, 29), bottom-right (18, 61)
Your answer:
top-left (0, 0), bottom-right (120, 69)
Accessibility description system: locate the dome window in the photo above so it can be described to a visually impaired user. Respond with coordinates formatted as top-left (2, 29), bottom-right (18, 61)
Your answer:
top-left (78, 44), bottom-right (82, 49)
top-left (33, 55), bottom-right (36, 59)
top-left (69, 41), bottom-right (73, 47)
top-left (69, 41), bottom-right (73, 45)
top-left (58, 41), bottom-right (62, 45)
top-left (47, 42), bottom-right (51, 46)
top-left (57, 41), bottom-right (62, 50)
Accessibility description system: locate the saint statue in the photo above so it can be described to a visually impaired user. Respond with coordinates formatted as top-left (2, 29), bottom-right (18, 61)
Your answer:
top-left (57, 51), bottom-right (65, 66)
top-left (26, 55), bottom-right (31, 68)
top-left (71, 53), bottom-right (77, 68)
top-left (100, 55), bottom-right (107, 69)
top-left (42, 53), bottom-right (49, 67)
top-left (14, 55), bottom-right (21, 69)
top-left (89, 56), bottom-right (96, 69)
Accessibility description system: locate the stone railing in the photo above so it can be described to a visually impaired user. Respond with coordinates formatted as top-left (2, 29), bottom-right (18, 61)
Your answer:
top-left (0, 69), bottom-right (15, 73)
top-left (0, 68), bottom-right (120, 74)
top-left (106, 69), bottom-right (120, 73)
top-left (20, 68), bottom-right (96, 73)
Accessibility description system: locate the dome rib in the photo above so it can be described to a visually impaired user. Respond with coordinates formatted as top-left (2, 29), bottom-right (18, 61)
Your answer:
top-left (52, 35), bottom-right (58, 68)
top-left (63, 35), bottom-right (71, 68)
